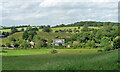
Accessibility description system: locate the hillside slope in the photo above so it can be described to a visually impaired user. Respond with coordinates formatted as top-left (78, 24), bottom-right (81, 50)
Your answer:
top-left (2, 31), bottom-right (72, 44)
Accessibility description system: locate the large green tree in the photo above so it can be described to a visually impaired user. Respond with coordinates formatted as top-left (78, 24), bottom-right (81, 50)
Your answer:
top-left (42, 27), bottom-right (52, 32)
top-left (113, 36), bottom-right (120, 49)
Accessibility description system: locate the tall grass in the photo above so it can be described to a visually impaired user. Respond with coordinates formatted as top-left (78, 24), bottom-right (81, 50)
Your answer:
top-left (2, 49), bottom-right (118, 70)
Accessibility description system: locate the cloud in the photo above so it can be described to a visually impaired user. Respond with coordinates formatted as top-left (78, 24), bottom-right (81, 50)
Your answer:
top-left (40, 0), bottom-right (119, 7)
top-left (1, 0), bottom-right (118, 26)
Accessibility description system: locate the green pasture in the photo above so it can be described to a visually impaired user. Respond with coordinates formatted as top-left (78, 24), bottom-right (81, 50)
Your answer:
top-left (2, 49), bottom-right (118, 70)
top-left (2, 32), bottom-right (23, 44)
top-left (1, 49), bottom-right (102, 56)
top-left (0, 27), bottom-right (37, 33)
top-left (37, 32), bottom-right (72, 39)
top-left (39, 26), bottom-right (101, 32)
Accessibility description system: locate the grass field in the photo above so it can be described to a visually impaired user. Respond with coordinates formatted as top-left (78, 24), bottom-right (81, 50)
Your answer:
top-left (2, 49), bottom-right (118, 70)
top-left (1, 49), bottom-right (102, 56)
top-left (2, 32), bottom-right (23, 44)
top-left (1, 26), bottom-right (100, 33)
top-left (0, 27), bottom-right (38, 32)
top-left (39, 26), bottom-right (101, 32)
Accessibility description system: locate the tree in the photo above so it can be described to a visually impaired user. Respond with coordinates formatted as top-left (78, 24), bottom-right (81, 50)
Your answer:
top-left (95, 30), bottom-right (103, 43)
top-left (29, 31), bottom-right (37, 37)
top-left (31, 27), bottom-right (38, 31)
top-left (78, 26), bottom-right (80, 29)
top-left (47, 25), bottom-right (50, 28)
top-left (23, 31), bottom-right (37, 41)
top-left (68, 29), bottom-right (72, 33)
top-left (113, 36), bottom-right (120, 49)
top-left (74, 28), bottom-right (77, 33)
top-left (21, 28), bottom-right (24, 31)
top-left (86, 40), bottom-right (95, 48)
top-left (101, 37), bottom-right (111, 47)
top-left (11, 27), bottom-right (18, 34)
top-left (81, 24), bottom-right (88, 31)
top-left (33, 35), bottom-right (41, 42)
top-left (14, 41), bottom-right (20, 48)
top-left (35, 41), bottom-right (44, 49)
top-left (6, 43), bottom-right (11, 47)
top-left (28, 35), bottom-right (33, 42)
top-left (21, 40), bottom-right (30, 49)
top-left (22, 31), bottom-right (29, 40)
top-left (42, 27), bottom-right (52, 32)
top-left (2, 32), bottom-right (9, 36)
top-left (55, 30), bottom-right (59, 33)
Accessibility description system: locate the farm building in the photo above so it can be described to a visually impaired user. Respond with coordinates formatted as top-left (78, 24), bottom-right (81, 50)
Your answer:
top-left (10, 43), bottom-right (14, 48)
top-left (30, 41), bottom-right (35, 48)
top-left (73, 41), bottom-right (79, 44)
top-left (53, 39), bottom-right (65, 46)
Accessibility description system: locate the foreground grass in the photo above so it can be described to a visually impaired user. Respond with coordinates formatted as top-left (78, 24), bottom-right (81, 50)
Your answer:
top-left (2, 49), bottom-right (118, 70)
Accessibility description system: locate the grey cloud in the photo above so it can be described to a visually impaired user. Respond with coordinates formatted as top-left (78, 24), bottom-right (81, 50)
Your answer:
top-left (1, 0), bottom-right (118, 26)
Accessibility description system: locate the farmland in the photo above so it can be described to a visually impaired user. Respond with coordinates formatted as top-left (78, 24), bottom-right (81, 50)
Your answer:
top-left (0, 26), bottom-right (100, 33)
top-left (1, 49), bottom-right (103, 56)
top-left (1, 26), bottom-right (105, 45)
top-left (2, 49), bottom-right (118, 70)
top-left (1, 21), bottom-right (119, 71)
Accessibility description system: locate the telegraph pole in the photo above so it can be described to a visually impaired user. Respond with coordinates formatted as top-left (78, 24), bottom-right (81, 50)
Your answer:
top-left (53, 39), bottom-right (54, 49)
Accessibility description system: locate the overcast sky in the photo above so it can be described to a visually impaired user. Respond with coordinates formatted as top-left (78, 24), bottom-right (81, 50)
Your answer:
top-left (0, 0), bottom-right (119, 26)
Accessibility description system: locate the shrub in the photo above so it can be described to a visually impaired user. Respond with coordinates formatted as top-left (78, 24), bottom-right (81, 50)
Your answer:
top-left (58, 43), bottom-right (62, 46)
top-left (35, 41), bottom-right (44, 49)
top-left (104, 45), bottom-right (112, 51)
top-left (14, 41), bottom-right (20, 48)
top-left (51, 49), bottom-right (58, 54)
top-left (55, 30), bottom-right (59, 33)
top-left (6, 43), bottom-right (11, 47)
top-left (21, 40), bottom-right (31, 49)
top-left (1, 44), bottom-right (5, 47)
top-left (97, 50), bottom-right (103, 52)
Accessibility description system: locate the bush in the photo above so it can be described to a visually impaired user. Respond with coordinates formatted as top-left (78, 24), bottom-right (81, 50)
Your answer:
top-left (1, 44), bottom-right (5, 47)
top-left (55, 30), bottom-right (59, 33)
top-left (21, 40), bottom-right (31, 49)
top-left (104, 45), bottom-right (112, 51)
top-left (97, 50), bottom-right (103, 52)
top-left (14, 42), bottom-right (20, 48)
top-left (58, 43), bottom-right (62, 46)
top-left (51, 49), bottom-right (58, 54)
top-left (6, 43), bottom-right (11, 47)
top-left (35, 41), bottom-right (44, 49)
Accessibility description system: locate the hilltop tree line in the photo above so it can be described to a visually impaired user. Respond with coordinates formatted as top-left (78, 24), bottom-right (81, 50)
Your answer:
top-left (53, 21), bottom-right (119, 28)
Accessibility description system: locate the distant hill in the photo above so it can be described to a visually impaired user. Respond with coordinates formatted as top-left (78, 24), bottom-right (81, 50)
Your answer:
top-left (53, 21), bottom-right (118, 28)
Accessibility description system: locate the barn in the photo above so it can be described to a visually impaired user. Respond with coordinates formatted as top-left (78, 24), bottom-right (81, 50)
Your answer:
top-left (53, 39), bottom-right (65, 46)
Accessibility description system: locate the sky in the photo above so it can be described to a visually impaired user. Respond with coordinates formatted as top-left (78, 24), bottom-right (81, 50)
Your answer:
top-left (0, 0), bottom-right (119, 27)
